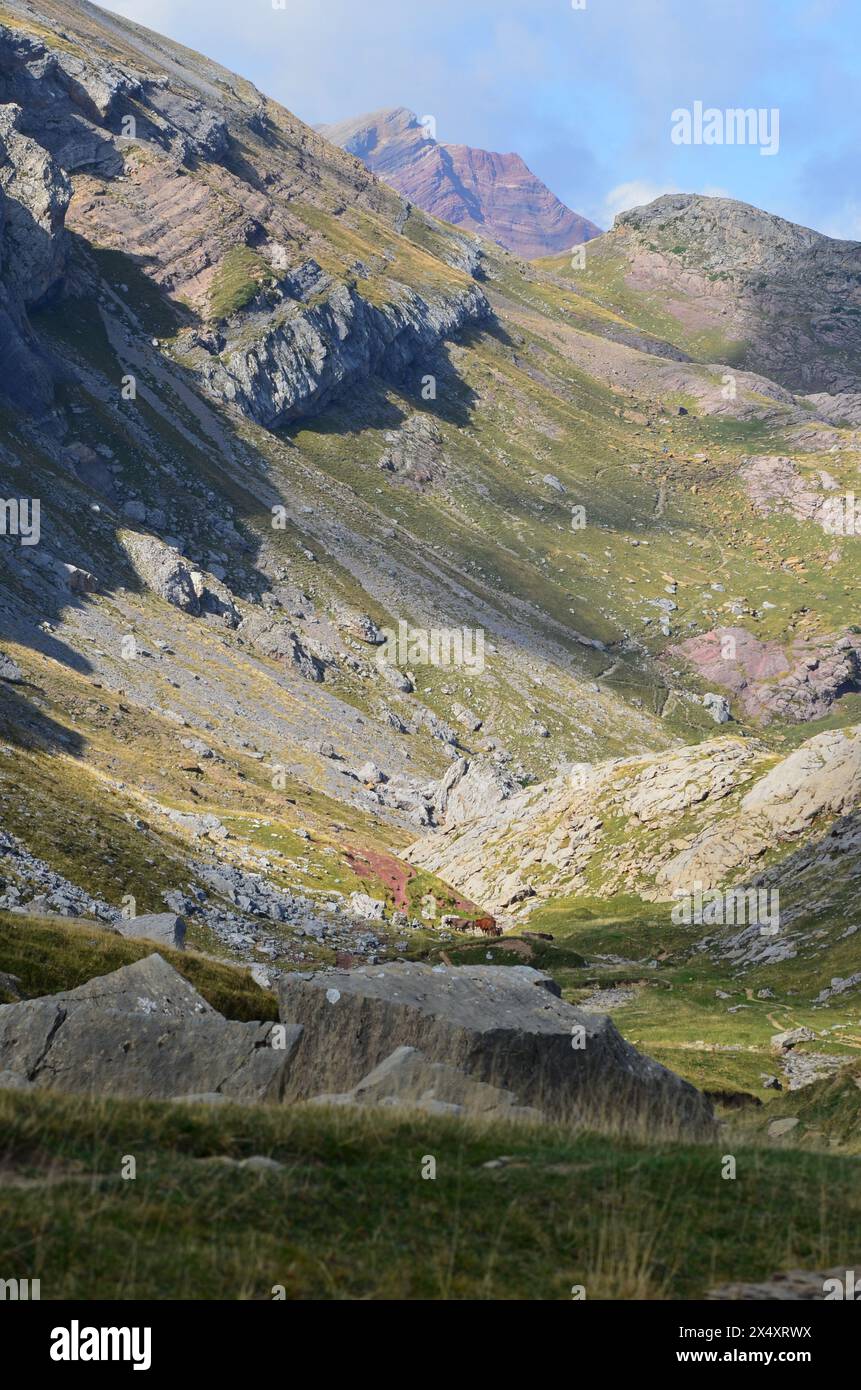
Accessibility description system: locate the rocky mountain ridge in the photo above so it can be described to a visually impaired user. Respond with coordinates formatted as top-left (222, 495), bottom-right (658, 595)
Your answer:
top-left (318, 105), bottom-right (601, 260)
top-left (564, 192), bottom-right (861, 398)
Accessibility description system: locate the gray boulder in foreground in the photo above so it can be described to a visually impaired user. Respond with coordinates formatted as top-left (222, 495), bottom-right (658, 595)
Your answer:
top-left (0, 954), bottom-right (300, 1102)
top-left (116, 912), bottom-right (187, 950)
top-left (279, 962), bottom-right (714, 1136)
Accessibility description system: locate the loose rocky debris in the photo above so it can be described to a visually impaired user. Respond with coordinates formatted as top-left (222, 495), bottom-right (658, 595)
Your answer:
top-left (781, 1051), bottom-right (855, 1091)
top-left (0, 825), bottom-right (390, 969)
top-left (578, 985), bottom-right (639, 1013)
top-left (707, 1266), bottom-right (860, 1300)
top-left (0, 829), bottom-right (119, 921)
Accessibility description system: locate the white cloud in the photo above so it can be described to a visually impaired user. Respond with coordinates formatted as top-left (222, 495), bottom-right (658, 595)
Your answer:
top-left (602, 181), bottom-right (679, 223)
top-left (602, 181), bottom-right (733, 224)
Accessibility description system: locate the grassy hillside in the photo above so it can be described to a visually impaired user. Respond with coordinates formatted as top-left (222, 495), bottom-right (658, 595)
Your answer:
top-left (0, 912), bottom-right (278, 1018)
top-left (1, 1085), bottom-right (858, 1300)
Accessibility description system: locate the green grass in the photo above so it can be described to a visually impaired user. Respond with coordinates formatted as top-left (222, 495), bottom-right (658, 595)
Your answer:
top-left (208, 246), bottom-right (271, 321)
top-left (731, 1061), bottom-right (861, 1154)
top-left (489, 895), bottom-right (861, 1103)
top-left (0, 1087), bottom-right (858, 1300)
top-left (0, 913), bottom-right (277, 1021)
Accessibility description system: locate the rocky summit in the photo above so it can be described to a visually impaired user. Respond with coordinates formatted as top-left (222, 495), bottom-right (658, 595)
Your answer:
top-left (0, 0), bottom-right (859, 1314)
top-left (318, 106), bottom-right (601, 260)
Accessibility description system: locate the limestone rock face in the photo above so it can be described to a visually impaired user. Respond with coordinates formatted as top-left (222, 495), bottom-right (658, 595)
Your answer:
top-left (407, 727), bottom-right (861, 913)
top-left (0, 102), bottom-right (69, 410)
top-left (279, 961), bottom-right (714, 1135)
top-left (740, 728), bottom-right (861, 831)
top-left (319, 107), bottom-right (601, 260)
top-left (740, 455), bottom-right (841, 530)
top-left (0, 954), bottom-right (300, 1101)
top-left (198, 277), bottom-right (490, 428)
top-left (0, 103), bottom-right (70, 306)
top-left (432, 757), bottom-right (517, 827)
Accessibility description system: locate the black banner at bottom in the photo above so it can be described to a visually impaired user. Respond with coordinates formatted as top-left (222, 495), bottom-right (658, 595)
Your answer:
top-left (3, 1295), bottom-right (854, 1375)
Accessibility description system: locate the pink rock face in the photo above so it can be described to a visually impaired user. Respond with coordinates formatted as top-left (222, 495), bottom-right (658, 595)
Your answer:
top-left (318, 107), bottom-right (601, 260)
top-left (669, 626), bottom-right (861, 724)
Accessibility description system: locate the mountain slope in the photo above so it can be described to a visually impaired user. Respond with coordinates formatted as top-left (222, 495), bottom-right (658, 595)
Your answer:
top-left (318, 106), bottom-right (601, 259)
top-left (541, 192), bottom-right (861, 398)
top-left (0, 0), bottom-right (858, 1100)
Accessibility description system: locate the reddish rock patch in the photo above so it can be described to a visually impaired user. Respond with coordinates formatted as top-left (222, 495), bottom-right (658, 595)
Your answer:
top-left (669, 626), bottom-right (861, 723)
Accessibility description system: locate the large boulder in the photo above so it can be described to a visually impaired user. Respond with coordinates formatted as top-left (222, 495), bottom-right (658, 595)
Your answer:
top-left (309, 1044), bottom-right (543, 1120)
top-left (0, 652), bottom-right (24, 683)
top-left (242, 614), bottom-right (324, 681)
top-left (278, 962), bottom-right (714, 1136)
top-left (116, 913), bottom-right (187, 950)
top-left (0, 954), bottom-right (300, 1102)
top-left (120, 532), bottom-right (240, 627)
top-left (121, 532), bottom-right (200, 614)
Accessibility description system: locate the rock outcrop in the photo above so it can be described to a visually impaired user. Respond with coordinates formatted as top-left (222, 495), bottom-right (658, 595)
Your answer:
top-left (0, 101), bottom-right (69, 410)
top-left (407, 727), bottom-right (861, 912)
top-left (0, 954), bottom-right (299, 1101)
top-left (121, 532), bottom-right (240, 627)
top-left (278, 961), bottom-right (714, 1135)
top-left (378, 411), bottom-right (448, 490)
top-left (197, 278), bottom-right (489, 428)
top-left (669, 627), bottom-right (861, 724)
top-left (432, 756), bottom-right (517, 827)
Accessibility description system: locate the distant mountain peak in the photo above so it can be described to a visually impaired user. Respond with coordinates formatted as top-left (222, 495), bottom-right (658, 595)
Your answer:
top-left (318, 105), bottom-right (601, 260)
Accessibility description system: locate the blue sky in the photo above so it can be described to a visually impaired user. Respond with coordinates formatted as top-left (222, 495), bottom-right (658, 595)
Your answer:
top-left (102, 0), bottom-right (861, 238)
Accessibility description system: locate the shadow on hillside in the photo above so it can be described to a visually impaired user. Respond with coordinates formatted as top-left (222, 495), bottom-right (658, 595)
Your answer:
top-left (0, 225), bottom-right (685, 746)
top-left (290, 337), bottom-right (482, 439)
top-left (703, 801), bottom-right (861, 975)
top-left (0, 679), bottom-right (85, 757)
